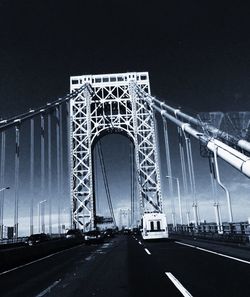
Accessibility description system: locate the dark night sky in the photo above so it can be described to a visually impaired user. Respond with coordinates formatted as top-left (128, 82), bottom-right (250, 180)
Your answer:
top-left (1, 1), bottom-right (250, 233)
top-left (1, 1), bottom-right (250, 115)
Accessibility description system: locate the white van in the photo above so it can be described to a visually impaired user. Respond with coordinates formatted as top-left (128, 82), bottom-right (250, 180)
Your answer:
top-left (141, 212), bottom-right (168, 240)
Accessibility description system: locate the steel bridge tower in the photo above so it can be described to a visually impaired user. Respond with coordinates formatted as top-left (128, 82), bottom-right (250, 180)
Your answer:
top-left (70, 72), bottom-right (162, 230)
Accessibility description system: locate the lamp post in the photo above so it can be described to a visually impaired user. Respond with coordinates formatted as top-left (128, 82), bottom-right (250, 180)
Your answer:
top-left (38, 200), bottom-right (46, 233)
top-left (166, 176), bottom-right (183, 225)
top-left (0, 187), bottom-right (10, 239)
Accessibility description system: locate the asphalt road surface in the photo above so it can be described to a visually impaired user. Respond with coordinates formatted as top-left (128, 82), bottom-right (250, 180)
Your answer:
top-left (1, 235), bottom-right (250, 297)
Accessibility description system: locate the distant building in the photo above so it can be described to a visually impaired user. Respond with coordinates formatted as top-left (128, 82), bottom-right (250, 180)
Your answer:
top-left (119, 208), bottom-right (131, 229)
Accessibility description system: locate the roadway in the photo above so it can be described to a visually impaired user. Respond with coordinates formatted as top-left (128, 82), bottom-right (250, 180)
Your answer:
top-left (1, 234), bottom-right (250, 296)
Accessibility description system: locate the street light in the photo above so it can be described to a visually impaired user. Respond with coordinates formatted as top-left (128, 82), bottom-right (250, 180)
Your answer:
top-left (166, 176), bottom-right (183, 225)
top-left (38, 200), bottom-right (46, 233)
top-left (0, 187), bottom-right (10, 239)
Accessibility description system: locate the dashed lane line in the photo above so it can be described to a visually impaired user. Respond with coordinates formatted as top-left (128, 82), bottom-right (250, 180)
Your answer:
top-left (144, 248), bottom-right (151, 255)
top-left (175, 241), bottom-right (250, 265)
top-left (165, 272), bottom-right (193, 297)
top-left (35, 279), bottom-right (61, 297)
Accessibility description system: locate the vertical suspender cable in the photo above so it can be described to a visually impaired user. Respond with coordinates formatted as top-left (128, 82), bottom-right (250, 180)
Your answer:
top-left (30, 119), bottom-right (34, 235)
top-left (163, 117), bottom-right (175, 226)
top-left (183, 132), bottom-right (199, 227)
top-left (94, 146), bottom-right (99, 215)
top-left (14, 126), bottom-right (20, 239)
top-left (48, 112), bottom-right (52, 234)
top-left (56, 107), bottom-right (61, 234)
top-left (40, 114), bottom-right (45, 233)
top-left (177, 127), bottom-right (190, 225)
top-left (153, 110), bottom-right (163, 212)
top-left (59, 105), bottom-right (64, 231)
top-left (66, 102), bottom-right (73, 229)
top-left (209, 156), bottom-right (223, 233)
top-left (0, 131), bottom-right (6, 239)
top-left (130, 142), bottom-right (134, 227)
top-left (97, 141), bottom-right (116, 227)
top-left (163, 118), bottom-right (174, 196)
top-left (213, 148), bottom-right (233, 223)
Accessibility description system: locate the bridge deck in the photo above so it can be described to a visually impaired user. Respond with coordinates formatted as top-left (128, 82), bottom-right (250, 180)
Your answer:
top-left (1, 235), bottom-right (250, 297)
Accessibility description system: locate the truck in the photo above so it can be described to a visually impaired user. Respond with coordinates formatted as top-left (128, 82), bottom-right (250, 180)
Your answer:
top-left (141, 212), bottom-right (168, 240)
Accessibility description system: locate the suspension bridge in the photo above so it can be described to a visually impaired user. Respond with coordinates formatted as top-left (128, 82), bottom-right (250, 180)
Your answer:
top-left (0, 72), bottom-right (250, 297)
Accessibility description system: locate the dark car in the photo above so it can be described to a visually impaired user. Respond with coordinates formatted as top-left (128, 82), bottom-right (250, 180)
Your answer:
top-left (132, 227), bottom-right (140, 235)
top-left (66, 229), bottom-right (83, 239)
top-left (84, 230), bottom-right (104, 244)
top-left (122, 228), bottom-right (131, 235)
top-left (25, 233), bottom-right (50, 246)
top-left (103, 228), bottom-right (115, 239)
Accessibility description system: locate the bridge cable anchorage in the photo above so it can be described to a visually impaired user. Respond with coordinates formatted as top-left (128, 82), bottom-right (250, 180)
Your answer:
top-left (0, 83), bottom-right (93, 132)
top-left (97, 141), bottom-right (117, 227)
top-left (135, 85), bottom-right (250, 179)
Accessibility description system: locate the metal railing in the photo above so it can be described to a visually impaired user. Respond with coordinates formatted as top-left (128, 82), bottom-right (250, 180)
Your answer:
top-left (169, 222), bottom-right (250, 244)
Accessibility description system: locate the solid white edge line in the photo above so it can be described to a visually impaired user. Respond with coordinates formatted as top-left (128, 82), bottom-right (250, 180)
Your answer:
top-left (35, 279), bottom-right (61, 297)
top-left (0, 243), bottom-right (86, 276)
top-left (175, 241), bottom-right (250, 265)
top-left (165, 272), bottom-right (193, 297)
top-left (144, 248), bottom-right (151, 255)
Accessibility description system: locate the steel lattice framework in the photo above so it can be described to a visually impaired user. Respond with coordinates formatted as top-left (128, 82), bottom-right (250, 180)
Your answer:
top-left (70, 72), bottom-right (162, 230)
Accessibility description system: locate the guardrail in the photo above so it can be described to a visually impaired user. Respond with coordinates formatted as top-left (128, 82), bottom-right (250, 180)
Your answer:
top-left (0, 233), bottom-right (66, 246)
top-left (170, 230), bottom-right (250, 244)
top-left (0, 237), bottom-right (28, 245)
top-left (168, 221), bottom-right (250, 245)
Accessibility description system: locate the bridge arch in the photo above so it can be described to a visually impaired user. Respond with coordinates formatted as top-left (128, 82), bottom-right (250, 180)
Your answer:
top-left (70, 72), bottom-right (162, 230)
top-left (92, 133), bottom-right (135, 228)
top-left (91, 126), bottom-right (135, 147)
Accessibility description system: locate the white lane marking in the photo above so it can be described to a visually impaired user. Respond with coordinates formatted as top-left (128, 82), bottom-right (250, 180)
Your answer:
top-left (85, 255), bottom-right (94, 261)
top-left (101, 244), bottom-right (112, 249)
top-left (175, 241), bottom-right (250, 265)
top-left (95, 249), bottom-right (103, 252)
top-left (144, 248), bottom-right (151, 255)
top-left (0, 243), bottom-right (85, 276)
top-left (165, 272), bottom-right (193, 297)
top-left (35, 279), bottom-right (61, 297)
top-left (138, 241), bottom-right (142, 245)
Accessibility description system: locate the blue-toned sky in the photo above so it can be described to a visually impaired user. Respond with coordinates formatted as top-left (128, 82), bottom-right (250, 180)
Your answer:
top-left (0, 1), bottom-right (250, 235)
